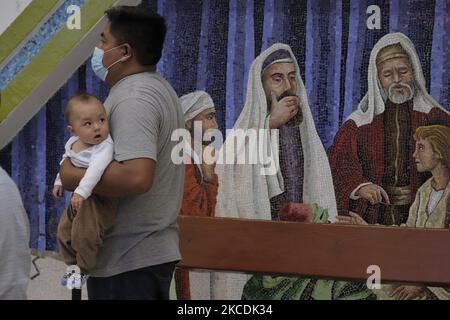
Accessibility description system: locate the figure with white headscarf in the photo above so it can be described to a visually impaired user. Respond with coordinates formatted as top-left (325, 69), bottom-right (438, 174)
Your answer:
top-left (216, 43), bottom-right (337, 223)
top-left (329, 33), bottom-right (450, 226)
top-left (175, 90), bottom-right (219, 300)
top-left (213, 43), bottom-right (369, 300)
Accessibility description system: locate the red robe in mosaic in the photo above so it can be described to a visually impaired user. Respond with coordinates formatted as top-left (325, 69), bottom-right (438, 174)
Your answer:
top-left (329, 106), bottom-right (450, 224)
top-left (175, 161), bottom-right (218, 300)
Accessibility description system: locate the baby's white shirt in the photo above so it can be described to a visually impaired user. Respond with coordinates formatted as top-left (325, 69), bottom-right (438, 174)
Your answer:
top-left (54, 135), bottom-right (114, 199)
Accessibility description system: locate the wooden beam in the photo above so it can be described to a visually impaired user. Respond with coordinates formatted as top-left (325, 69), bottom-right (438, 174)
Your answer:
top-left (178, 216), bottom-right (450, 286)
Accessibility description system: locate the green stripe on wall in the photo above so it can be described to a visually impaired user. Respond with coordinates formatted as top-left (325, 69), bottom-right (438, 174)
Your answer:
top-left (0, 0), bottom-right (119, 123)
top-left (0, 0), bottom-right (61, 65)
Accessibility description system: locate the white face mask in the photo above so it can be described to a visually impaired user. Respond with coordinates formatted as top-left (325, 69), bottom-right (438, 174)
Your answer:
top-left (90, 45), bottom-right (127, 81)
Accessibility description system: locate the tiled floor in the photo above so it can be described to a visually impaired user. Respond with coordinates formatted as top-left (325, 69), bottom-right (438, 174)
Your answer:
top-left (26, 255), bottom-right (177, 300)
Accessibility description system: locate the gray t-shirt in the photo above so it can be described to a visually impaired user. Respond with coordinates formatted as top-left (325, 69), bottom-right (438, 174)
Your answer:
top-left (90, 72), bottom-right (184, 277)
top-left (0, 167), bottom-right (30, 299)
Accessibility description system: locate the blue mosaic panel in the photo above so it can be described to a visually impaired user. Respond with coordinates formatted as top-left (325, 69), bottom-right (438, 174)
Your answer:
top-left (0, 0), bottom-right (85, 91)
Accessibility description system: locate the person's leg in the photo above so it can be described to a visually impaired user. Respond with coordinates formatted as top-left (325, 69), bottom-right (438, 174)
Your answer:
top-left (56, 206), bottom-right (77, 266)
top-left (148, 261), bottom-right (177, 300)
top-left (87, 274), bottom-right (121, 300)
top-left (87, 262), bottom-right (177, 300)
top-left (120, 262), bottom-right (177, 300)
top-left (71, 196), bottom-right (116, 273)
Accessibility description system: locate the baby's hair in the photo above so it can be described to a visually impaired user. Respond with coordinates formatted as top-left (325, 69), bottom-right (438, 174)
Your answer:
top-left (65, 93), bottom-right (102, 123)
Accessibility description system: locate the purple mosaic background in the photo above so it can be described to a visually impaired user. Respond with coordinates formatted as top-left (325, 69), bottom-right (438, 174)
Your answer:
top-left (0, 0), bottom-right (449, 253)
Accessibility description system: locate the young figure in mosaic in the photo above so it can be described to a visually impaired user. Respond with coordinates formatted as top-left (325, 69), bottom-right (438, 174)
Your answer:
top-left (337, 124), bottom-right (450, 300)
top-left (53, 93), bottom-right (116, 284)
top-left (329, 33), bottom-right (450, 226)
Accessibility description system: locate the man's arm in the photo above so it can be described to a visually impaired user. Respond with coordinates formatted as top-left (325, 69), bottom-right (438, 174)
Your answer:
top-left (73, 139), bottom-right (114, 199)
top-left (59, 157), bottom-right (155, 197)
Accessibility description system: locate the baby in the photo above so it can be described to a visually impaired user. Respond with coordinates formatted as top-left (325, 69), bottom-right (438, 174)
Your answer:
top-left (53, 93), bottom-right (116, 279)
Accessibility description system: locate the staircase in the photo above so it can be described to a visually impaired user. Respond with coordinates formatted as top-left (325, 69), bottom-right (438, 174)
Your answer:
top-left (0, 0), bottom-right (141, 150)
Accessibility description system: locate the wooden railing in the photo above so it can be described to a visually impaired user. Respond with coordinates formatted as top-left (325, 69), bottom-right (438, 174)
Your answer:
top-left (178, 216), bottom-right (450, 286)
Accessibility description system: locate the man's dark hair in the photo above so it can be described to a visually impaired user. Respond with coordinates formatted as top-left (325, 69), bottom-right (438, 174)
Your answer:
top-left (105, 6), bottom-right (166, 66)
